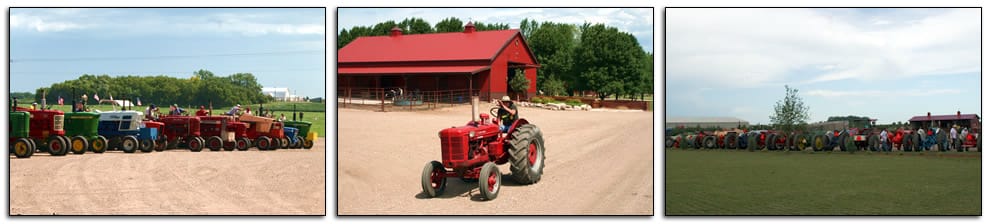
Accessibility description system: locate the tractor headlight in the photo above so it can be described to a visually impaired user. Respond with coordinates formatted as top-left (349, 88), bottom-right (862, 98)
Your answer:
top-left (469, 131), bottom-right (475, 138)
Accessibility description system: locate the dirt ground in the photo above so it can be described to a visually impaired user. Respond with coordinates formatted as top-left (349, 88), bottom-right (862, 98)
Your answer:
top-left (9, 140), bottom-right (326, 215)
top-left (338, 105), bottom-right (654, 215)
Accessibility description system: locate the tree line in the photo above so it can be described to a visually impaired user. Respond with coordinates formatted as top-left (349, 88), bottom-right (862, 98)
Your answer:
top-left (31, 69), bottom-right (270, 108)
top-left (338, 17), bottom-right (654, 101)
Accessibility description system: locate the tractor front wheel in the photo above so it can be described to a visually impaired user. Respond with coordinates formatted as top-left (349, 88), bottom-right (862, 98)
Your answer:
top-left (207, 136), bottom-right (223, 151)
top-left (236, 138), bottom-right (251, 151)
top-left (702, 136), bottom-right (716, 149)
top-left (304, 139), bottom-right (314, 149)
top-left (92, 136), bottom-right (108, 153)
top-left (121, 136), bottom-right (139, 153)
top-left (725, 133), bottom-right (737, 149)
top-left (478, 162), bottom-right (501, 201)
top-left (420, 161), bottom-right (447, 198)
top-left (507, 124), bottom-right (545, 184)
top-left (13, 138), bottom-right (34, 158)
top-left (140, 138), bottom-right (155, 153)
top-left (294, 136), bottom-right (304, 149)
top-left (70, 136), bottom-right (89, 155)
top-left (189, 137), bottom-right (205, 152)
top-left (47, 136), bottom-right (69, 156)
top-left (257, 136), bottom-right (272, 151)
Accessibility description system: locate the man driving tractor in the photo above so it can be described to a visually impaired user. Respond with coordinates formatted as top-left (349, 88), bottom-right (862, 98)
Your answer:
top-left (497, 95), bottom-right (518, 133)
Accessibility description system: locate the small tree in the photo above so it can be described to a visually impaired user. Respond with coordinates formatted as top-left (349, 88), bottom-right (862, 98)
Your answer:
top-left (509, 69), bottom-right (531, 100)
top-left (541, 77), bottom-right (566, 96)
top-left (769, 85), bottom-right (810, 133)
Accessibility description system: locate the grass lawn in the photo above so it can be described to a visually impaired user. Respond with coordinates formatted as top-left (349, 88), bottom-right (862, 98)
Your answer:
top-left (24, 102), bottom-right (327, 137)
top-left (666, 149), bottom-right (981, 215)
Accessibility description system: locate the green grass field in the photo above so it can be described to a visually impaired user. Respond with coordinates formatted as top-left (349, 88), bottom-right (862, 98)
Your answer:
top-left (23, 102), bottom-right (326, 137)
top-left (666, 149), bottom-right (981, 215)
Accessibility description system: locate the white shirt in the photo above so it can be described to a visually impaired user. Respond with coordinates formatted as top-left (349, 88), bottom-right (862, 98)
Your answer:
top-left (880, 130), bottom-right (888, 142)
top-left (950, 128), bottom-right (958, 139)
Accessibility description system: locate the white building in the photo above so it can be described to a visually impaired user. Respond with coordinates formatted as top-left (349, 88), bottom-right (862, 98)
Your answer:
top-left (261, 87), bottom-right (303, 102)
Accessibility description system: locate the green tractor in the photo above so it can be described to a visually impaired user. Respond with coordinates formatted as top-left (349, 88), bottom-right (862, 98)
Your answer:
top-left (283, 120), bottom-right (314, 149)
top-left (63, 111), bottom-right (108, 154)
top-left (10, 111), bottom-right (36, 158)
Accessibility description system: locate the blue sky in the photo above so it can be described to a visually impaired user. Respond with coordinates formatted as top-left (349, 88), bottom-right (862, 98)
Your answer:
top-left (338, 8), bottom-right (654, 53)
top-left (10, 8), bottom-right (326, 98)
top-left (666, 8), bottom-right (981, 125)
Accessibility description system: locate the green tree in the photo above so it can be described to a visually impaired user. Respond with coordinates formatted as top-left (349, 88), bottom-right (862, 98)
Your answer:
top-left (399, 17), bottom-right (433, 34)
top-left (434, 17), bottom-right (464, 33)
top-left (541, 77), bottom-right (566, 96)
top-left (769, 85), bottom-right (810, 133)
top-left (509, 69), bottom-right (531, 100)
top-left (573, 24), bottom-right (644, 100)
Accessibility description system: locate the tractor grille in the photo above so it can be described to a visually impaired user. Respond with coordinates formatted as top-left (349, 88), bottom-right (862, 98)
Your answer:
top-left (53, 115), bottom-right (65, 131)
top-left (441, 135), bottom-right (468, 163)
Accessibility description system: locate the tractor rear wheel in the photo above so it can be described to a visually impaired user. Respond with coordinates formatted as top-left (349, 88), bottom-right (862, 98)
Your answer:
top-left (507, 124), bottom-right (545, 185)
top-left (840, 134), bottom-right (855, 152)
top-left (236, 138), bottom-right (251, 151)
top-left (121, 136), bottom-right (139, 153)
top-left (207, 136), bottom-right (223, 151)
top-left (811, 135), bottom-right (822, 151)
top-left (702, 136), bottom-right (716, 149)
top-left (822, 135), bottom-right (833, 151)
top-left (766, 134), bottom-right (776, 150)
top-left (140, 138), bottom-right (155, 153)
top-left (868, 134), bottom-right (879, 151)
top-left (70, 136), bottom-right (89, 155)
top-left (47, 136), bottom-right (69, 156)
top-left (725, 133), bottom-right (737, 149)
top-left (189, 137), bottom-right (205, 152)
top-left (478, 162), bottom-right (501, 200)
top-left (92, 136), bottom-right (108, 153)
top-left (58, 136), bottom-right (72, 154)
top-left (13, 138), bottom-right (34, 158)
top-left (793, 134), bottom-right (806, 151)
top-left (257, 136), bottom-right (272, 151)
top-left (746, 133), bottom-right (759, 151)
top-left (911, 134), bottom-right (921, 152)
top-left (420, 161), bottom-right (447, 198)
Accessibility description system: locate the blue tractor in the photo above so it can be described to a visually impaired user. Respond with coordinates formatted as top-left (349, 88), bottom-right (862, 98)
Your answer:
top-left (281, 127), bottom-right (303, 149)
top-left (97, 111), bottom-right (158, 153)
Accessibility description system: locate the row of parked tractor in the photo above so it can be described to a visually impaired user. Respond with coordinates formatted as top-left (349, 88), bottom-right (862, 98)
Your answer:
top-left (9, 105), bottom-right (318, 158)
top-left (666, 127), bottom-right (980, 152)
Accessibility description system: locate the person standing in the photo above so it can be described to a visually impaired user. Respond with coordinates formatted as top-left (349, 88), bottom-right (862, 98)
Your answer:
top-left (959, 127), bottom-right (969, 152)
top-left (949, 125), bottom-right (958, 152)
top-left (880, 128), bottom-right (889, 152)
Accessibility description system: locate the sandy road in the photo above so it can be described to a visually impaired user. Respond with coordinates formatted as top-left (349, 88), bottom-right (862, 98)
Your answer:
top-left (338, 105), bottom-right (654, 215)
top-left (9, 140), bottom-right (326, 215)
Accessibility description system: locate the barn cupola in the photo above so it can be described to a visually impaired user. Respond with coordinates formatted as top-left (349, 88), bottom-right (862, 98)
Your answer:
top-left (390, 26), bottom-right (403, 37)
top-left (464, 21), bottom-right (475, 33)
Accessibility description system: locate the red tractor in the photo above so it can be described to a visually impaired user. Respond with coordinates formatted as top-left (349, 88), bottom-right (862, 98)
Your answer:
top-left (159, 115), bottom-right (204, 151)
top-left (198, 115), bottom-right (249, 151)
top-left (421, 101), bottom-right (545, 200)
top-left (14, 107), bottom-right (70, 156)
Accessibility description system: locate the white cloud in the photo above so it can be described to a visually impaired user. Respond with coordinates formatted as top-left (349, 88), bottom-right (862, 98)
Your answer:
top-left (10, 9), bottom-right (324, 36)
top-left (10, 14), bottom-right (86, 32)
top-left (804, 89), bottom-right (960, 98)
top-left (667, 8), bottom-right (980, 88)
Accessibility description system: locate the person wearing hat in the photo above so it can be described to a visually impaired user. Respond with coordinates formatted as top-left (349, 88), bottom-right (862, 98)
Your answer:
top-left (195, 105), bottom-right (209, 116)
top-left (145, 104), bottom-right (159, 120)
top-left (31, 102), bottom-right (38, 110)
top-left (169, 104), bottom-right (185, 116)
top-left (226, 104), bottom-right (241, 116)
top-left (497, 95), bottom-right (518, 133)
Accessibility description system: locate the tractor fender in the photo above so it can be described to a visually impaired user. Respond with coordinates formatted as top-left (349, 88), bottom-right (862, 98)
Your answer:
top-left (504, 118), bottom-right (531, 140)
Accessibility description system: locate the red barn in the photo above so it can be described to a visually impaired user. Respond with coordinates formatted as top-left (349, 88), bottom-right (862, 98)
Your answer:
top-left (338, 22), bottom-right (539, 102)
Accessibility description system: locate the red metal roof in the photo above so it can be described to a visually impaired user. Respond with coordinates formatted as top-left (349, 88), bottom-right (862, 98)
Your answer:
top-left (908, 114), bottom-right (980, 122)
top-left (338, 30), bottom-right (523, 63)
top-left (337, 65), bottom-right (490, 75)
